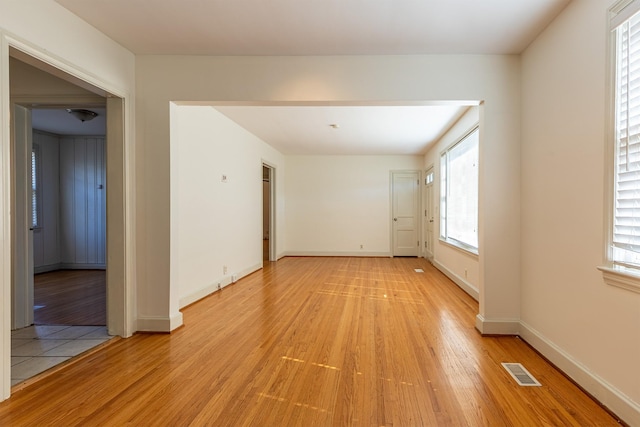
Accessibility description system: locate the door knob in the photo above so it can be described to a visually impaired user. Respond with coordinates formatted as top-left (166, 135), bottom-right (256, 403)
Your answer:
top-left (393, 218), bottom-right (398, 221)
top-left (429, 219), bottom-right (434, 223)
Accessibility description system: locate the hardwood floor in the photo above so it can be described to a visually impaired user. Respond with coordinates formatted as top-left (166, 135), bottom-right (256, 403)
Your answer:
top-left (1, 258), bottom-right (620, 426)
top-left (34, 270), bottom-right (106, 326)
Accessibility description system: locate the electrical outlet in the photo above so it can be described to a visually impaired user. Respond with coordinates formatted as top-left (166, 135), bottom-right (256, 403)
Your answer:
top-left (464, 269), bottom-right (468, 279)
top-left (360, 244), bottom-right (364, 249)
top-left (221, 174), bottom-right (228, 183)
top-left (217, 283), bottom-right (221, 290)
top-left (223, 265), bottom-right (228, 275)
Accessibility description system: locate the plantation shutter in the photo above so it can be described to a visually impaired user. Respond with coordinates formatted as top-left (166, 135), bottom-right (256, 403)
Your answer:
top-left (614, 4), bottom-right (640, 265)
top-left (31, 148), bottom-right (38, 228)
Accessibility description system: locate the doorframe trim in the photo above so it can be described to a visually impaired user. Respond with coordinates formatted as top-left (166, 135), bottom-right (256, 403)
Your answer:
top-left (0, 31), bottom-right (135, 401)
top-left (423, 165), bottom-right (435, 260)
top-left (389, 170), bottom-right (422, 257)
top-left (262, 160), bottom-right (277, 262)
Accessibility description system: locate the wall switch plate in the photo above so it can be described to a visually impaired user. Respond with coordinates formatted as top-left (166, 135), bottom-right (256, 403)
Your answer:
top-left (221, 174), bottom-right (228, 183)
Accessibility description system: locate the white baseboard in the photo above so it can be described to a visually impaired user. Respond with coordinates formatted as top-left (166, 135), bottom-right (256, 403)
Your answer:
top-left (178, 262), bottom-right (262, 309)
top-left (432, 259), bottom-right (479, 301)
top-left (137, 312), bottom-right (183, 333)
top-left (283, 251), bottom-right (391, 257)
top-left (34, 264), bottom-right (61, 274)
top-left (475, 314), bottom-right (520, 335)
top-left (34, 263), bottom-right (106, 274)
top-left (520, 321), bottom-right (640, 426)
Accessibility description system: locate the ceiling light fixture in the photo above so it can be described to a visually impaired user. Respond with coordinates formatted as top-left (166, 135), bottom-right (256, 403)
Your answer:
top-left (66, 108), bottom-right (98, 122)
top-left (329, 123), bottom-right (339, 129)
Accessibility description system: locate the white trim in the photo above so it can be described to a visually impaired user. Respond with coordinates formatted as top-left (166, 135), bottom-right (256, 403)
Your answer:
top-left (432, 259), bottom-right (479, 301)
top-left (136, 313), bottom-right (184, 333)
top-left (438, 237), bottom-right (480, 257)
top-left (261, 160), bottom-right (277, 262)
top-left (34, 263), bottom-right (107, 274)
top-left (389, 170), bottom-right (422, 257)
top-left (603, 1), bottom-right (618, 279)
top-left (439, 125), bottom-right (480, 252)
top-left (283, 251), bottom-right (392, 258)
top-left (597, 266), bottom-right (640, 293)
top-left (4, 32), bottom-right (128, 100)
top-left (1, 30), bottom-right (135, 401)
top-left (520, 321), bottom-right (640, 426)
top-left (610, 0), bottom-right (640, 30)
top-left (179, 279), bottom-right (231, 309)
top-left (0, 30), bottom-right (12, 402)
top-left (179, 262), bottom-right (262, 308)
top-left (474, 314), bottom-right (520, 335)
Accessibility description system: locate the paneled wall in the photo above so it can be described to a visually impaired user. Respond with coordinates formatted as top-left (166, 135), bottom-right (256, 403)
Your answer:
top-left (32, 132), bottom-right (106, 272)
top-left (32, 131), bottom-right (60, 270)
top-left (59, 136), bottom-right (106, 268)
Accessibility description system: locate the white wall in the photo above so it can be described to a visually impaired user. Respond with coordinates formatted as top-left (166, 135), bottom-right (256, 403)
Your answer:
top-left (424, 107), bottom-right (481, 299)
top-left (521, 1), bottom-right (640, 423)
top-left (32, 133), bottom-right (107, 272)
top-left (137, 54), bottom-right (521, 337)
top-left (59, 136), bottom-right (106, 269)
top-left (285, 155), bottom-right (422, 256)
top-left (170, 105), bottom-right (285, 308)
top-left (1, 0), bottom-right (135, 401)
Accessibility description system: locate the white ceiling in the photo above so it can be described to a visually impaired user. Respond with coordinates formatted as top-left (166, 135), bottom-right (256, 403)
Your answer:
top-left (32, 108), bottom-right (106, 136)
top-left (51, 0), bottom-right (570, 154)
top-left (56, 0), bottom-right (570, 56)
top-left (213, 104), bottom-right (470, 155)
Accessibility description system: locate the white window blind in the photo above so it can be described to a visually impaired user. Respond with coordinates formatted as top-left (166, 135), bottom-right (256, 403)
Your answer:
top-left (31, 148), bottom-right (38, 228)
top-left (613, 6), bottom-right (640, 267)
top-left (440, 127), bottom-right (479, 252)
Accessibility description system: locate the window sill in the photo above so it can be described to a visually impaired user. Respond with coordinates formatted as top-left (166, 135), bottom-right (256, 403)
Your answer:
top-left (597, 266), bottom-right (640, 294)
top-left (439, 238), bottom-right (479, 257)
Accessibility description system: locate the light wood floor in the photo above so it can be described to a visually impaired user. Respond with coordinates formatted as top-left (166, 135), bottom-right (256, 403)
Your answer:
top-left (34, 270), bottom-right (106, 326)
top-left (1, 257), bottom-right (620, 426)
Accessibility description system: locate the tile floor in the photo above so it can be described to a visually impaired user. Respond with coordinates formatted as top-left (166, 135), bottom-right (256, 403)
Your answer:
top-left (11, 325), bottom-right (112, 386)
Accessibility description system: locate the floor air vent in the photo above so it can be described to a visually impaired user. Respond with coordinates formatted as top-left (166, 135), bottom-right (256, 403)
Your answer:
top-left (501, 363), bottom-right (541, 386)
top-left (414, 269), bottom-right (424, 273)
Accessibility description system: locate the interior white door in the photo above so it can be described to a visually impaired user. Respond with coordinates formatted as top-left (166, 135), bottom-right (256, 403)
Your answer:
top-left (392, 171), bottom-right (420, 256)
top-left (12, 104), bottom-right (34, 329)
top-left (424, 168), bottom-right (435, 259)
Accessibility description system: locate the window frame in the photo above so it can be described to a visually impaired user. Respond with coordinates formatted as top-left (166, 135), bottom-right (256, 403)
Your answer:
top-left (31, 143), bottom-right (41, 231)
top-left (601, 0), bottom-right (640, 293)
top-left (439, 124), bottom-right (479, 255)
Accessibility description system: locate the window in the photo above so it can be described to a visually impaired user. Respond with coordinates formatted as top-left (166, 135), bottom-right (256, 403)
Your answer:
top-left (426, 170), bottom-right (434, 185)
top-left (31, 145), bottom-right (40, 229)
top-left (440, 126), bottom-right (479, 253)
top-left (601, 0), bottom-right (640, 292)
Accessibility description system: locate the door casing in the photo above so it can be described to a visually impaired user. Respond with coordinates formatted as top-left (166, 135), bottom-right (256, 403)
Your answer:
top-left (424, 166), bottom-right (435, 260)
top-left (390, 170), bottom-right (421, 257)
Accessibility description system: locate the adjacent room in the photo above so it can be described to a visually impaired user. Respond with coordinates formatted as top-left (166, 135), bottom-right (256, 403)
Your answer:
top-left (0, 0), bottom-right (639, 425)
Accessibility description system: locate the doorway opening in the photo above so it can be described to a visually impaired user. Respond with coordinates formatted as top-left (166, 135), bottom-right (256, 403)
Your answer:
top-left (262, 163), bottom-right (275, 262)
top-left (30, 107), bottom-right (107, 329)
top-left (7, 50), bottom-right (126, 388)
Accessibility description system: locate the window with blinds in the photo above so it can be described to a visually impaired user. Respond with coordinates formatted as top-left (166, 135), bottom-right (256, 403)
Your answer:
top-left (31, 146), bottom-right (39, 229)
top-left (612, 0), bottom-right (640, 269)
top-left (440, 126), bottom-right (479, 253)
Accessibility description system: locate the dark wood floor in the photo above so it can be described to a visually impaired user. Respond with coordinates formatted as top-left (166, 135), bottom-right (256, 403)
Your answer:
top-left (1, 258), bottom-right (620, 426)
top-left (34, 270), bottom-right (106, 326)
